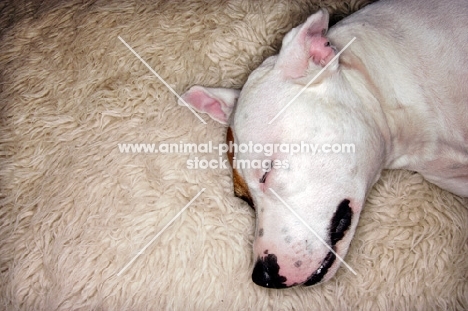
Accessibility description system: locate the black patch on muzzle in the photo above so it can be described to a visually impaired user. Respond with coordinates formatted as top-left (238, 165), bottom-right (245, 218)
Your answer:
top-left (303, 200), bottom-right (352, 286)
top-left (303, 251), bottom-right (336, 286)
top-left (252, 254), bottom-right (288, 288)
top-left (329, 199), bottom-right (353, 246)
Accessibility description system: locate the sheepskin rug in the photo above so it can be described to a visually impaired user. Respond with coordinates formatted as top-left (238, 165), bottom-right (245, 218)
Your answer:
top-left (1, 0), bottom-right (467, 310)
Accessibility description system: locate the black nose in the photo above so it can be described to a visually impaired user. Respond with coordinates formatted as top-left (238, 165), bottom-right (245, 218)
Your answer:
top-left (329, 199), bottom-right (353, 245)
top-left (252, 254), bottom-right (288, 288)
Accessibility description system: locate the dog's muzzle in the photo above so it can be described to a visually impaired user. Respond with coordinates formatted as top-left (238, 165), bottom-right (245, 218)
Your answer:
top-left (252, 199), bottom-right (352, 288)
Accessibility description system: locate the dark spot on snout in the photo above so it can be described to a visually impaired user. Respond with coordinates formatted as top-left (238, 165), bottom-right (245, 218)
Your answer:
top-left (330, 199), bottom-right (353, 246)
top-left (252, 254), bottom-right (288, 288)
top-left (258, 228), bottom-right (264, 237)
top-left (294, 260), bottom-right (302, 268)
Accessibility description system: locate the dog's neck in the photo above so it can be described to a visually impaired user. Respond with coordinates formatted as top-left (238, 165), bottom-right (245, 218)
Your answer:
top-left (341, 51), bottom-right (468, 196)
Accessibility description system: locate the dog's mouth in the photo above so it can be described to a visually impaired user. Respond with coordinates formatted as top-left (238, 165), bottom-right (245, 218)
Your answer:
top-left (303, 250), bottom-right (336, 286)
top-left (301, 199), bottom-right (352, 286)
top-left (252, 250), bottom-right (337, 288)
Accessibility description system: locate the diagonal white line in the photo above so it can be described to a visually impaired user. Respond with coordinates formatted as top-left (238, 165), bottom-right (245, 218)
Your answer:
top-left (268, 188), bottom-right (357, 276)
top-left (117, 188), bottom-right (206, 276)
top-left (118, 36), bottom-right (207, 124)
top-left (268, 37), bottom-right (356, 124)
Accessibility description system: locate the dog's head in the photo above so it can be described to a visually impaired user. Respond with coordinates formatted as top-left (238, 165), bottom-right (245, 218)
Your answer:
top-left (180, 9), bottom-right (387, 288)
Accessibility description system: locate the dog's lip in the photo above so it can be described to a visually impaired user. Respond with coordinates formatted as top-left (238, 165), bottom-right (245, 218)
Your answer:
top-left (302, 251), bottom-right (336, 286)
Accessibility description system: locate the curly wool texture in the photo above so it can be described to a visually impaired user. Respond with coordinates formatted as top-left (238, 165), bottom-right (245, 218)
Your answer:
top-left (0, 0), bottom-right (467, 310)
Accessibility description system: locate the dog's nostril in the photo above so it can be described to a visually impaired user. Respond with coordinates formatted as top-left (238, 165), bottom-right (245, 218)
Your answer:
top-left (329, 199), bottom-right (353, 245)
top-left (252, 254), bottom-right (288, 288)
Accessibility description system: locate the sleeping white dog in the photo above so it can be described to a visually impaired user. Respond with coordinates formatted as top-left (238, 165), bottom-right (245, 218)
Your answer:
top-left (180, 0), bottom-right (468, 288)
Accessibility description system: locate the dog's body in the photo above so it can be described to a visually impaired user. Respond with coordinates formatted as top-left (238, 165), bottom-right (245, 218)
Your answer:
top-left (180, 0), bottom-right (468, 288)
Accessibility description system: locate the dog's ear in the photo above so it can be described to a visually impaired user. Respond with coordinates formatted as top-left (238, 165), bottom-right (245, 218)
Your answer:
top-left (275, 9), bottom-right (339, 83)
top-left (179, 86), bottom-right (240, 124)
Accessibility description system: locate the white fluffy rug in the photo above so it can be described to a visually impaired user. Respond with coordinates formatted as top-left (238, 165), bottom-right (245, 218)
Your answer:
top-left (1, 0), bottom-right (467, 310)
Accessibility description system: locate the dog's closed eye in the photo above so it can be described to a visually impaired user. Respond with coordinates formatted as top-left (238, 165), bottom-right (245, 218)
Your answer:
top-left (259, 161), bottom-right (273, 183)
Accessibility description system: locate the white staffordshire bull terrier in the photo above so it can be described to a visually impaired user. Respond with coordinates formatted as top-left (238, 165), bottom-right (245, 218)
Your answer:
top-left (180, 0), bottom-right (468, 288)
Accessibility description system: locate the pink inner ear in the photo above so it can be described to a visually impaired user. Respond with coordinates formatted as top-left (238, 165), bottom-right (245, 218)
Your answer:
top-left (275, 9), bottom-right (333, 78)
top-left (182, 89), bottom-right (227, 123)
top-left (308, 35), bottom-right (335, 66)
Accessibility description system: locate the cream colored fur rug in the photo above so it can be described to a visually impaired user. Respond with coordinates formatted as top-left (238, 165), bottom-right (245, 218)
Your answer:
top-left (1, 1), bottom-right (467, 310)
